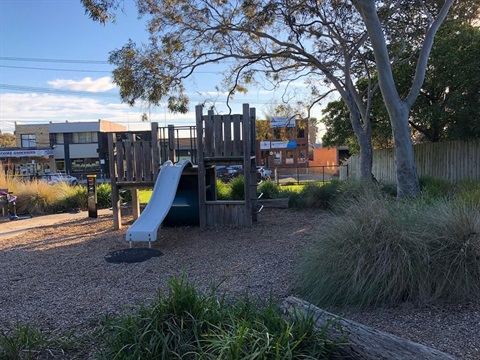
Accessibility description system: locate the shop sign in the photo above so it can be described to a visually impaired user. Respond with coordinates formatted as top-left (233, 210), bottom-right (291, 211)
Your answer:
top-left (269, 116), bottom-right (295, 128)
top-left (270, 140), bottom-right (297, 149)
top-left (0, 149), bottom-right (54, 158)
top-left (260, 141), bottom-right (271, 150)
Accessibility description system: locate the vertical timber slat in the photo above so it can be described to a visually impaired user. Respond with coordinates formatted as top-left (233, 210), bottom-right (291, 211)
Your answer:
top-left (196, 105), bottom-right (207, 228)
top-left (107, 133), bottom-right (121, 230)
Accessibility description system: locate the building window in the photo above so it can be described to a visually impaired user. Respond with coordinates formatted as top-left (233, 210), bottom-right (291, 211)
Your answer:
top-left (297, 127), bottom-right (305, 139)
top-left (72, 132), bottom-right (98, 144)
top-left (56, 133), bottom-right (64, 144)
top-left (21, 134), bottom-right (36, 147)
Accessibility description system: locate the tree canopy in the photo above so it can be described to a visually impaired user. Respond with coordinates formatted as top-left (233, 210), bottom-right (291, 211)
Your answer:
top-left (82, 0), bottom-right (458, 197)
top-left (0, 133), bottom-right (16, 148)
top-left (321, 19), bottom-right (480, 149)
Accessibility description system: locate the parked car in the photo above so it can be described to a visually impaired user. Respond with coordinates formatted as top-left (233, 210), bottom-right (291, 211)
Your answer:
top-left (41, 173), bottom-right (79, 186)
top-left (256, 166), bottom-right (273, 180)
top-left (216, 165), bottom-right (242, 182)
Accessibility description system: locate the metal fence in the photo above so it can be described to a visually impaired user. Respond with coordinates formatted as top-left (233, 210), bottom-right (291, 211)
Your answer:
top-left (271, 165), bottom-right (348, 185)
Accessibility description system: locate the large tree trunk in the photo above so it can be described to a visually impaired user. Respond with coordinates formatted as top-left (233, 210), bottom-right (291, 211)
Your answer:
top-left (390, 105), bottom-right (420, 198)
top-left (283, 296), bottom-right (457, 360)
top-left (356, 125), bottom-right (374, 181)
top-left (349, 105), bottom-right (374, 181)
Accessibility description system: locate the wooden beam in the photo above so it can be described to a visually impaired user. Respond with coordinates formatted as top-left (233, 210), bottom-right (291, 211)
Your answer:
top-left (283, 297), bottom-right (456, 360)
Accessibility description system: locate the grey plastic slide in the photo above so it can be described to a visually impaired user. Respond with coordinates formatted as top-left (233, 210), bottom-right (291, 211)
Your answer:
top-left (126, 159), bottom-right (192, 243)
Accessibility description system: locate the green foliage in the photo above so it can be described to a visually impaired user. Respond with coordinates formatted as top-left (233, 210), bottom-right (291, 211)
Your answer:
top-left (216, 178), bottom-right (231, 200)
top-left (419, 176), bottom-right (453, 199)
top-left (455, 180), bottom-right (480, 208)
top-left (98, 275), bottom-right (338, 359)
top-left (13, 181), bottom-right (79, 215)
top-left (297, 189), bottom-right (480, 307)
top-left (257, 180), bottom-right (280, 199)
top-left (229, 175), bottom-right (245, 200)
top-left (289, 181), bottom-right (342, 210)
top-left (0, 324), bottom-right (52, 360)
top-left (96, 183), bottom-right (112, 208)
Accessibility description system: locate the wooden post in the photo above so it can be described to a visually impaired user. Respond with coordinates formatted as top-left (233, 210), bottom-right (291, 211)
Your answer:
top-left (249, 107), bottom-right (258, 222)
top-left (151, 122), bottom-right (160, 180)
top-left (168, 124), bottom-right (176, 163)
top-left (131, 189), bottom-right (140, 220)
top-left (242, 103), bottom-right (252, 227)
top-left (107, 133), bottom-right (121, 230)
top-left (196, 105), bottom-right (207, 228)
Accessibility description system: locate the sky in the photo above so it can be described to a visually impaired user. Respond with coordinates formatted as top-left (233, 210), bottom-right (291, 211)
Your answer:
top-left (0, 0), bottom-right (327, 135)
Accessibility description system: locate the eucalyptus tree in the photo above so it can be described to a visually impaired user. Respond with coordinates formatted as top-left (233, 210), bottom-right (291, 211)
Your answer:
top-left (82, 0), bottom-right (456, 197)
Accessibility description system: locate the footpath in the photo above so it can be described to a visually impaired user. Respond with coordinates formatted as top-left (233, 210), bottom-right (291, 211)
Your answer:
top-left (0, 209), bottom-right (113, 240)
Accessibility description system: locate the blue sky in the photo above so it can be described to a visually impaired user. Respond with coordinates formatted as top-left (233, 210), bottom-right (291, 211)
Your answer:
top-left (0, 0), bottom-right (326, 134)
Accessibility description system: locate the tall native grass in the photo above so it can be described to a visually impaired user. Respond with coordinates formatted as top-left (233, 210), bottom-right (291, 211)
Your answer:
top-left (297, 184), bottom-right (480, 307)
top-left (97, 275), bottom-right (339, 359)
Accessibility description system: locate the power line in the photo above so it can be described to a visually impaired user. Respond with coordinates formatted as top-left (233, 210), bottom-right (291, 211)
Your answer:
top-left (0, 84), bottom-right (119, 98)
top-left (0, 56), bottom-right (109, 64)
top-left (0, 65), bottom-right (112, 73)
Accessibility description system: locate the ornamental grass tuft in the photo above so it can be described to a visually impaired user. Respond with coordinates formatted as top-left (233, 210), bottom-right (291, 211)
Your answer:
top-left (297, 189), bottom-right (480, 308)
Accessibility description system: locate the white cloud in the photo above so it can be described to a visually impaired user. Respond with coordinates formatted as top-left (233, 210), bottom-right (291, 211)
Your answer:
top-left (0, 93), bottom-right (197, 133)
top-left (48, 76), bottom-right (117, 92)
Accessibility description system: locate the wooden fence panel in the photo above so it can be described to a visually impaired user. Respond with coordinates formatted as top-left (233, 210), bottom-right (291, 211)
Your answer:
top-left (343, 139), bottom-right (480, 183)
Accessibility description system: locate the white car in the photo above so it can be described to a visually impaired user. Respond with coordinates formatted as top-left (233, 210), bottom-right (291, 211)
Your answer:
top-left (256, 166), bottom-right (273, 179)
top-left (42, 173), bottom-right (79, 186)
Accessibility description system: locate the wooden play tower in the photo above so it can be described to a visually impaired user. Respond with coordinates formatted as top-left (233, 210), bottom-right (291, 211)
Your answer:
top-left (196, 103), bottom-right (258, 228)
top-left (107, 103), bottom-right (259, 231)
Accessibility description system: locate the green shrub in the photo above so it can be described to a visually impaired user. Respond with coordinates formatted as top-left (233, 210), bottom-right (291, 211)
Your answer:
top-left (13, 181), bottom-right (79, 215)
top-left (257, 180), bottom-right (280, 199)
top-left (216, 178), bottom-right (231, 200)
top-left (229, 175), bottom-right (245, 200)
top-left (417, 200), bottom-right (480, 302)
top-left (96, 183), bottom-right (112, 208)
top-left (98, 275), bottom-right (338, 359)
top-left (0, 324), bottom-right (51, 359)
top-left (297, 191), bottom-right (480, 307)
top-left (419, 176), bottom-right (454, 199)
top-left (455, 180), bottom-right (480, 209)
top-left (289, 181), bottom-right (342, 210)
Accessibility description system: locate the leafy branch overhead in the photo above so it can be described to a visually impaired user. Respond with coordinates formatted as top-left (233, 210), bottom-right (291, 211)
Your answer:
top-left (82, 0), bottom-right (463, 198)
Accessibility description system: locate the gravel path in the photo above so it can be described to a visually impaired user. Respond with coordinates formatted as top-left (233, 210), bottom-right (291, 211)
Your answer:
top-left (0, 208), bottom-right (478, 359)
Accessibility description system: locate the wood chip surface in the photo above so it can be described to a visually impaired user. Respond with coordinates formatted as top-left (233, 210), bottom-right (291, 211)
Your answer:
top-left (0, 208), bottom-right (478, 359)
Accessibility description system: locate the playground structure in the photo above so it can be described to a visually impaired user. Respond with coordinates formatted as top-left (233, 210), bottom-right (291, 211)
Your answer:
top-left (108, 104), bottom-right (259, 244)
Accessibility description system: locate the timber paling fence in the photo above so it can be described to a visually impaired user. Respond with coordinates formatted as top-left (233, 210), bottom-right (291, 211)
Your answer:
top-left (341, 139), bottom-right (480, 184)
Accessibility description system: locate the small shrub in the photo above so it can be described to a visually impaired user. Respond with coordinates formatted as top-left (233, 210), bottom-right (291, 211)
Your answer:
top-left (14, 181), bottom-right (76, 215)
top-left (229, 175), bottom-right (245, 200)
top-left (0, 324), bottom-right (48, 359)
top-left (96, 183), bottom-right (112, 208)
top-left (257, 180), bottom-right (280, 199)
top-left (455, 180), bottom-right (480, 209)
top-left (419, 176), bottom-right (454, 199)
top-left (216, 179), bottom-right (231, 200)
top-left (417, 200), bottom-right (480, 302)
top-left (289, 181), bottom-right (342, 210)
top-left (98, 275), bottom-right (339, 359)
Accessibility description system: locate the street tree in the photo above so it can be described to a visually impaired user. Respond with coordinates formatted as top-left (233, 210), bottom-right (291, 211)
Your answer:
top-left (0, 133), bottom-right (16, 148)
top-left (322, 19), bottom-right (480, 147)
top-left (82, 0), bottom-right (456, 197)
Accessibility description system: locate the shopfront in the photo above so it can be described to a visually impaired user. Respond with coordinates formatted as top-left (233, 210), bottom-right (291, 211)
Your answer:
top-left (0, 148), bottom-right (55, 178)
